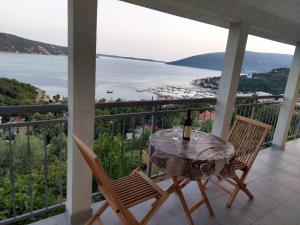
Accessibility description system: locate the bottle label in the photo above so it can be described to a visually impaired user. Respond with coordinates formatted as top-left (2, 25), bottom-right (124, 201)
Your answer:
top-left (183, 126), bottom-right (192, 138)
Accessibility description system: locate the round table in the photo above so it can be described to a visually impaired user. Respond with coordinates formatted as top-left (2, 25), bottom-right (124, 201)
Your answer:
top-left (149, 129), bottom-right (235, 224)
top-left (149, 129), bottom-right (235, 180)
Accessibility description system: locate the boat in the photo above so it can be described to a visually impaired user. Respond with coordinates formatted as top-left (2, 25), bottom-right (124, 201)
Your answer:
top-left (107, 90), bottom-right (113, 94)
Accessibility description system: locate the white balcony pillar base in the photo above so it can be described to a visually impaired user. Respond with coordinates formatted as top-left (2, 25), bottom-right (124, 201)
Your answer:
top-left (272, 43), bottom-right (300, 150)
top-left (212, 22), bottom-right (249, 139)
top-left (66, 0), bottom-right (98, 224)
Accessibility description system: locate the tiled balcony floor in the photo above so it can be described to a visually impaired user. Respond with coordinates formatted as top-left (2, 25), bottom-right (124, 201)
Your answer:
top-left (31, 139), bottom-right (300, 225)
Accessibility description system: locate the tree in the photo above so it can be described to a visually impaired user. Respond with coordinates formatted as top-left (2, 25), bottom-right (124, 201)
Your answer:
top-left (52, 94), bottom-right (61, 103)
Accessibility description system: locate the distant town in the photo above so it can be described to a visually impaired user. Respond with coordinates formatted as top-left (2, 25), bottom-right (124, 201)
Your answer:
top-left (136, 72), bottom-right (278, 101)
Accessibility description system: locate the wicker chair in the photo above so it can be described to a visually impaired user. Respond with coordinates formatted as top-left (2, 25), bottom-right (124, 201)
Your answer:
top-left (73, 135), bottom-right (171, 225)
top-left (208, 116), bottom-right (271, 208)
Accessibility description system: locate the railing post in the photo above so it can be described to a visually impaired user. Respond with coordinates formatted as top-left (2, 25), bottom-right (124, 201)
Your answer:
top-left (272, 42), bottom-right (300, 150)
top-left (293, 111), bottom-right (300, 139)
top-left (212, 22), bottom-right (249, 139)
top-left (250, 98), bottom-right (257, 119)
top-left (66, 0), bottom-right (97, 224)
top-left (147, 105), bottom-right (157, 177)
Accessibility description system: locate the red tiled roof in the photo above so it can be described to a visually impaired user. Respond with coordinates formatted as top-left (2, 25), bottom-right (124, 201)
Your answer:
top-left (198, 111), bottom-right (215, 121)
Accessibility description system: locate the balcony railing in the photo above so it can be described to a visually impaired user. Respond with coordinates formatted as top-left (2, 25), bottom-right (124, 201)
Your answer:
top-left (1, 95), bottom-right (299, 225)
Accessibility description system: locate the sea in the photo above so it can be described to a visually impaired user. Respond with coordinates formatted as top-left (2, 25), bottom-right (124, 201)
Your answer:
top-left (0, 52), bottom-right (221, 101)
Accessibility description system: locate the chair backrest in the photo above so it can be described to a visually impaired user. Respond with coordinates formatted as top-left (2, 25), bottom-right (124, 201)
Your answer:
top-left (227, 116), bottom-right (271, 168)
top-left (73, 134), bottom-right (132, 220)
top-left (73, 134), bottom-right (112, 189)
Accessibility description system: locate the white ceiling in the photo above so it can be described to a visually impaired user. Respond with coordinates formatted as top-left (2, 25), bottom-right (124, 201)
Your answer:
top-left (120, 0), bottom-right (300, 45)
top-left (237, 0), bottom-right (300, 25)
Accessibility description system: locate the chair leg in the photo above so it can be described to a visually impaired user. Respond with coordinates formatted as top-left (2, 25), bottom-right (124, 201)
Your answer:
top-left (86, 201), bottom-right (109, 225)
top-left (217, 176), bottom-right (223, 181)
top-left (172, 177), bottom-right (195, 225)
top-left (241, 185), bottom-right (254, 199)
top-left (141, 193), bottom-right (170, 225)
top-left (95, 217), bottom-right (104, 225)
top-left (226, 186), bottom-right (240, 208)
top-left (203, 178), bottom-right (209, 188)
top-left (197, 180), bottom-right (215, 217)
top-left (226, 172), bottom-right (254, 208)
top-left (234, 177), bottom-right (254, 200)
top-left (177, 187), bottom-right (195, 225)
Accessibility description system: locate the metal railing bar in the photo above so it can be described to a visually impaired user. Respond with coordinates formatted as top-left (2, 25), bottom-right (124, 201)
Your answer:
top-left (269, 104), bottom-right (279, 142)
top-left (43, 129), bottom-right (49, 208)
top-left (59, 122), bottom-right (64, 205)
top-left (27, 126), bottom-right (33, 213)
top-left (0, 95), bottom-right (283, 116)
top-left (146, 106), bottom-right (156, 177)
top-left (130, 117), bottom-right (136, 170)
top-left (139, 118), bottom-right (145, 165)
top-left (109, 121), bottom-right (114, 178)
top-left (0, 118), bottom-right (66, 129)
top-left (121, 118), bottom-right (126, 160)
top-left (95, 98), bottom-right (217, 108)
top-left (8, 127), bottom-right (16, 217)
top-left (0, 104), bottom-right (67, 115)
top-left (95, 107), bottom-right (214, 121)
top-left (235, 101), bottom-right (282, 108)
top-left (99, 121), bottom-right (103, 160)
top-left (264, 105), bottom-right (273, 143)
top-left (294, 112), bottom-right (300, 138)
top-left (247, 104), bottom-right (252, 117)
top-left (0, 203), bottom-right (65, 225)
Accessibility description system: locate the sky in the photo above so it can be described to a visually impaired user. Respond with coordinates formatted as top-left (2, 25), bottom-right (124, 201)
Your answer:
top-left (0, 0), bottom-right (296, 61)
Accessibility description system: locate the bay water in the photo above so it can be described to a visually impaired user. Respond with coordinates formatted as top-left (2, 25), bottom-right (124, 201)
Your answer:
top-left (0, 52), bottom-right (221, 100)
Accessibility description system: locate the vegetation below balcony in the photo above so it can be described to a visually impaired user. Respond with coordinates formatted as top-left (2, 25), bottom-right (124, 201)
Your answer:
top-left (0, 78), bottom-right (38, 105)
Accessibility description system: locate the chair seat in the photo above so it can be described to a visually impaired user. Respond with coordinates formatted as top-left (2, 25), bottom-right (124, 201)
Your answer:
top-left (233, 160), bottom-right (248, 171)
top-left (112, 172), bottom-right (162, 208)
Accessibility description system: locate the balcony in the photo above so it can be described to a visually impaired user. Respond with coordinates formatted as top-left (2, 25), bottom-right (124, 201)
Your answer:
top-left (30, 139), bottom-right (300, 225)
top-left (1, 96), bottom-right (300, 225)
top-left (2, 0), bottom-right (300, 224)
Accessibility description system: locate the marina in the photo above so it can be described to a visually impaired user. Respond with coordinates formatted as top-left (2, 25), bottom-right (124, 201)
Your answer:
top-left (138, 85), bottom-right (217, 99)
top-left (137, 84), bottom-right (276, 101)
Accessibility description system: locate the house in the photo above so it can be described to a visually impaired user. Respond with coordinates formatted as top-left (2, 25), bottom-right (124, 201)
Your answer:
top-left (158, 95), bottom-right (174, 100)
top-left (198, 111), bottom-right (215, 122)
top-left (36, 90), bottom-right (50, 103)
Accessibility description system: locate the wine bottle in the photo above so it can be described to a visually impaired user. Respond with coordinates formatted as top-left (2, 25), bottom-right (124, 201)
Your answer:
top-left (183, 109), bottom-right (192, 141)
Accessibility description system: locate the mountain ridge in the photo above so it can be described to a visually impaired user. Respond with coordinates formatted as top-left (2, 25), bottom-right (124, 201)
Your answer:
top-left (0, 33), bottom-right (68, 55)
top-left (167, 51), bottom-right (293, 73)
top-left (0, 33), bottom-right (163, 62)
top-left (0, 32), bottom-right (293, 72)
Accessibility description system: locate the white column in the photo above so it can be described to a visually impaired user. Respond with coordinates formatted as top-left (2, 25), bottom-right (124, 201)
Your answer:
top-left (66, 0), bottom-right (98, 224)
top-left (272, 43), bottom-right (300, 150)
top-left (212, 22), bottom-right (249, 139)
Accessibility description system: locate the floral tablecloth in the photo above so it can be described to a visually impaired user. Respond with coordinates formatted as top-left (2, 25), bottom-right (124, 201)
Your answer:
top-left (149, 129), bottom-right (235, 180)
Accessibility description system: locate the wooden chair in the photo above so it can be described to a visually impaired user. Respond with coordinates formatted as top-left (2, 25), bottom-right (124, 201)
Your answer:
top-left (73, 134), bottom-right (171, 225)
top-left (207, 116), bottom-right (271, 208)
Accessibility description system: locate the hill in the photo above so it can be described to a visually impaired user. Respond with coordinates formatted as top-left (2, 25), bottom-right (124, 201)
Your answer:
top-left (197, 68), bottom-right (289, 95)
top-left (97, 54), bottom-right (164, 63)
top-left (238, 68), bottom-right (288, 94)
top-left (0, 33), bottom-right (163, 62)
top-left (0, 78), bottom-right (39, 105)
top-left (0, 33), bottom-right (67, 55)
top-left (167, 51), bottom-right (293, 73)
